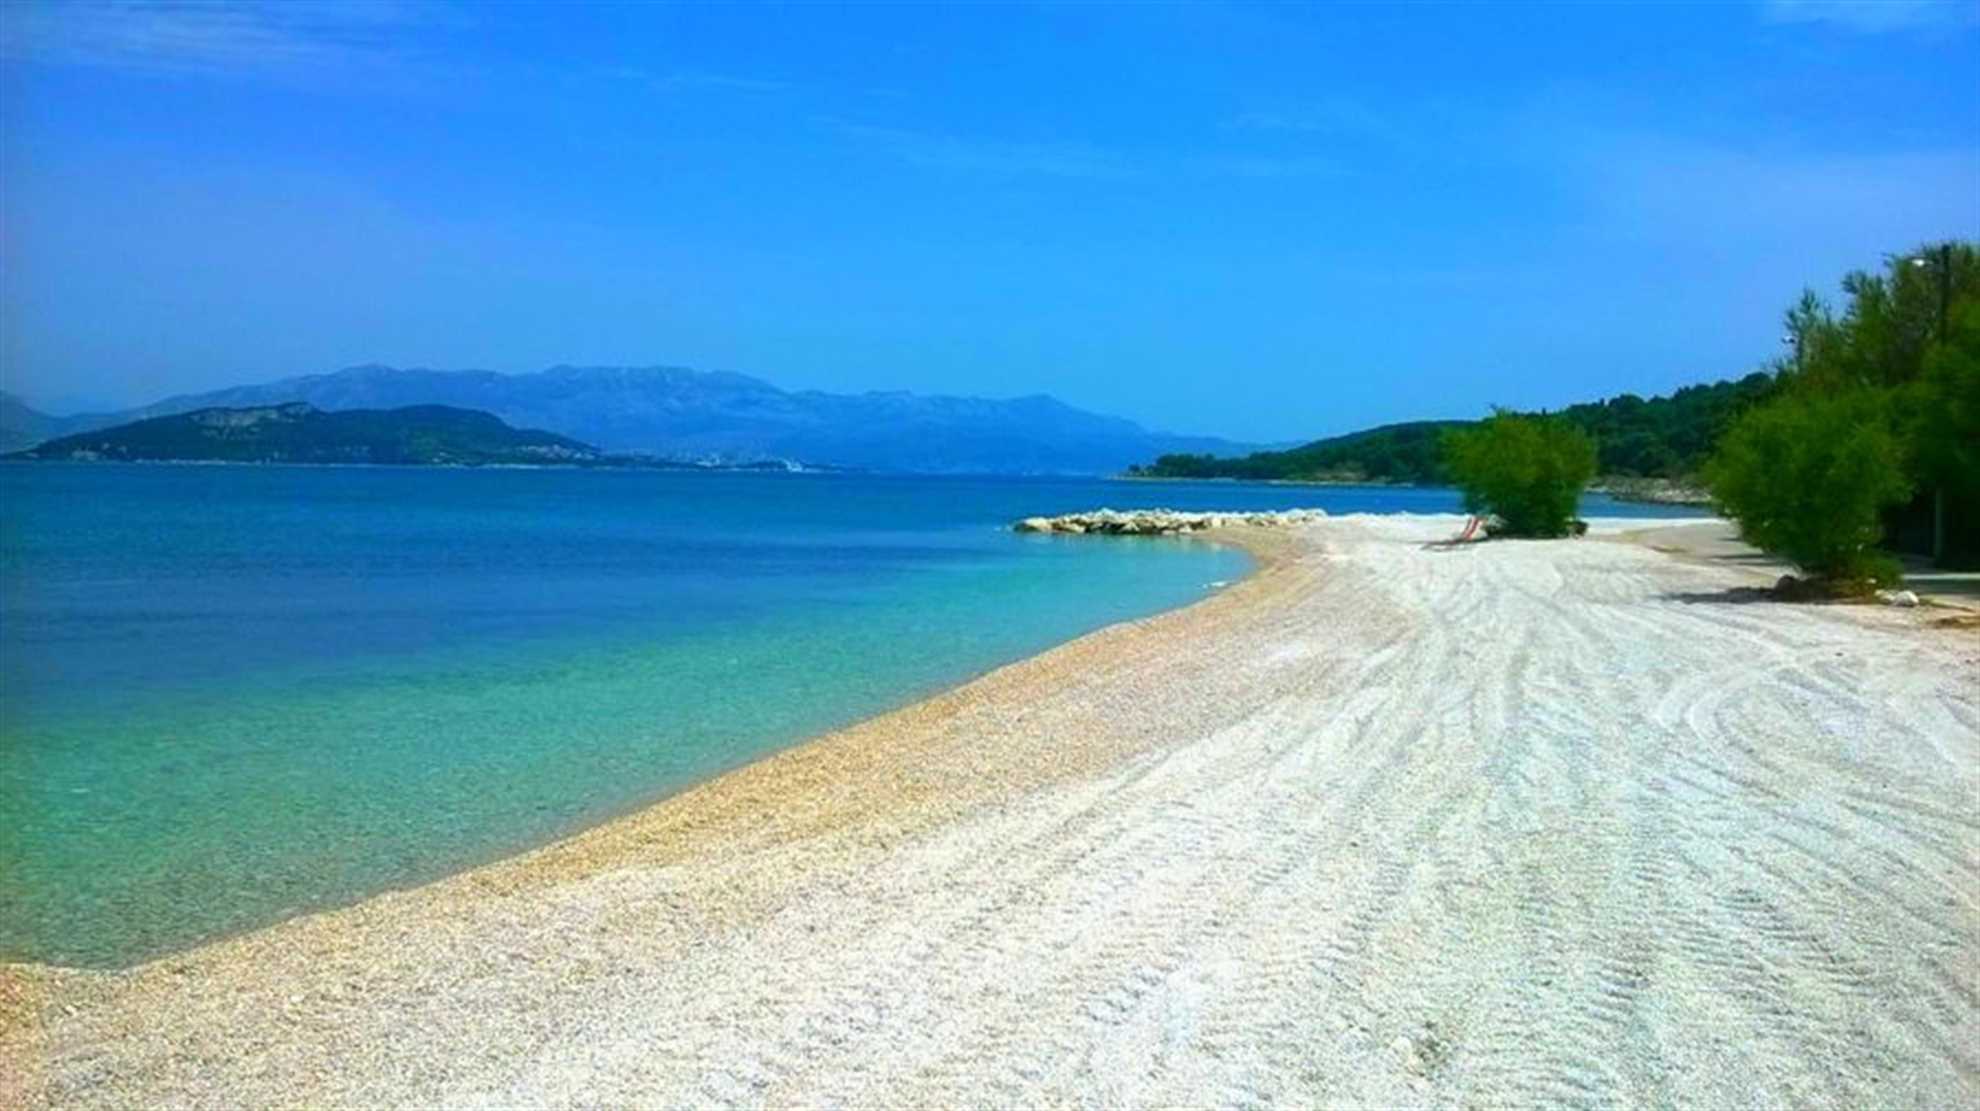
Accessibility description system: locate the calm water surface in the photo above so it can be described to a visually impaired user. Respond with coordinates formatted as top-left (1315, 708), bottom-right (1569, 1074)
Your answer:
top-left (0, 465), bottom-right (1704, 966)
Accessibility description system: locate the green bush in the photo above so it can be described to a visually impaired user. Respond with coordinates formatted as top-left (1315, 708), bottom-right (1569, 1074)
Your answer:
top-left (1704, 387), bottom-right (1911, 583)
top-left (1442, 411), bottom-right (1597, 537)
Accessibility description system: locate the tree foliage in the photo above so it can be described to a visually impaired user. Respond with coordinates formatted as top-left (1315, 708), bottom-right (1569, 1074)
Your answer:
top-left (1704, 388), bottom-right (1911, 583)
top-left (1441, 411), bottom-right (1597, 538)
top-left (1134, 376), bottom-right (1776, 484)
top-left (1556, 373), bottom-right (1777, 477)
top-left (1908, 302), bottom-right (1980, 514)
top-left (1137, 239), bottom-right (1980, 571)
top-left (1138, 421), bottom-right (1461, 483)
top-left (1708, 240), bottom-right (1980, 576)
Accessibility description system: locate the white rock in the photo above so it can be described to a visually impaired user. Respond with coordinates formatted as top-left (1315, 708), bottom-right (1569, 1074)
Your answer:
top-left (1009, 507), bottom-right (1328, 535)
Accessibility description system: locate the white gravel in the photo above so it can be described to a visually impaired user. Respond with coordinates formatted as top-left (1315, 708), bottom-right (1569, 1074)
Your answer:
top-left (7, 514), bottom-right (1977, 1108)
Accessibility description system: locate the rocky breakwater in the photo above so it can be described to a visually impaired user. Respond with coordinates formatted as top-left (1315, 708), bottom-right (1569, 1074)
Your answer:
top-left (1013, 508), bottom-right (1326, 536)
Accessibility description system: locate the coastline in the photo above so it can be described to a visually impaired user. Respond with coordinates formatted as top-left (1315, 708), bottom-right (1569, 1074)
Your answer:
top-left (0, 526), bottom-right (1299, 998)
top-left (1121, 472), bottom-right (1716, 508)
top-left (7, 522), bottom-right (1298, 958)
top-left (7, 516), bottom-right (1975, 1108)
top-left (0, 456), bottom-right (818, 473)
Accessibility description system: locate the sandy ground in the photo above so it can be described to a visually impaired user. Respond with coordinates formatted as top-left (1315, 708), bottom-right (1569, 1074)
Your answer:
top-left (1616, 517), bottom-right (1980, 611)
top-left (5, 515), bottom-right (1977, 1108)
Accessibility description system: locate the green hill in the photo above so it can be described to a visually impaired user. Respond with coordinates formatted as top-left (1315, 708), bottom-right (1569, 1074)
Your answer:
top-left (1132, 372), bottom-right (1780, 484)
top-left (1131, 420), bottom-right (1464, 483)
top-left (5, 403), bottom-right (603, 466)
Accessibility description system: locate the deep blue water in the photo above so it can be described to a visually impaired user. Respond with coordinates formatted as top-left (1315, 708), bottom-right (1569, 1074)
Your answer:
top-left (0, 465), bottom-right (1704, 966)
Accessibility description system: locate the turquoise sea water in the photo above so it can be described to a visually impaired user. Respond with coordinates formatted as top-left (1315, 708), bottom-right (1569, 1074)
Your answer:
top-left (0, 465), bottom-right (1705, 966)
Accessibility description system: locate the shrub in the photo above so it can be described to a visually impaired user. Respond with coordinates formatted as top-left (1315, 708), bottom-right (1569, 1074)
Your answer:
top-left (1441, 411), bottom-right (1597, 537)
top-left (1703, 387), bottom-right (1911, 583)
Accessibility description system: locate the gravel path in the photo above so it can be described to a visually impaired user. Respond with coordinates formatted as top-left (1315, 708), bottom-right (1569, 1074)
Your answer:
top-left (6, 515), bottom-right (1976, 1108)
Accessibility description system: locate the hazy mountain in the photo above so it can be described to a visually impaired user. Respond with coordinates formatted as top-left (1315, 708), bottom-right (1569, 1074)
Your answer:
top-left (0, 392), bottom-right (54, 452)
top-left (0, 391), bottom-right (117, 453)
top-left (7, 403), bottom-right (604, 466)
top-left (20, 365), bottom-right (1258, 474)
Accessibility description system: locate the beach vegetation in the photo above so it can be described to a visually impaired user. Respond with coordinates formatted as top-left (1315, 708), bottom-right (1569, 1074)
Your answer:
top-left (1900, 299), bottom-right (1980, 561)
top-left (1708, 240), bottom-right (1980, 579)
top-left (1135, 375), bottom-right (1775, 485)
top-left (1441, 411), bottom-right (1597, 538)
top-left (1704, 387), bottom-right (1911, 586)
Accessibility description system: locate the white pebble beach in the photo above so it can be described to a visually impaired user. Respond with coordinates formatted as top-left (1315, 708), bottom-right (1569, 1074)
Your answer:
top-left (4, 513), bottom-right (1976, 1108)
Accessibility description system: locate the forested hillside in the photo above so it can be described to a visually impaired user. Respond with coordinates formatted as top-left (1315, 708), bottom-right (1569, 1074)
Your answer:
top-left (7, 403), bottom-right (601, 466)
top-left (1133, 373), bottom-right (1780, 483)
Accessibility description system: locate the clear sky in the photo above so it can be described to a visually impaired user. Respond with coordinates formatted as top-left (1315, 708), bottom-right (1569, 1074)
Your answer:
top-left (2, 1), bottom-right (1976, 440)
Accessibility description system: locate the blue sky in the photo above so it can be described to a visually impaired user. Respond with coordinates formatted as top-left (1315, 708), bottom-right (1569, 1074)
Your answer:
top-left (2, 1), bottom-right (1975, 441)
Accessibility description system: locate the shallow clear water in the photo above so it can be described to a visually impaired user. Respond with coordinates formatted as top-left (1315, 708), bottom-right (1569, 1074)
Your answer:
top-left (0, 465), bottom-right (1704, 966)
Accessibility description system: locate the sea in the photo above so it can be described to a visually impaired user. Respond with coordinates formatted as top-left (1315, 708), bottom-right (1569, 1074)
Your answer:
top-left (0, 464), bottom-right (1707, 966)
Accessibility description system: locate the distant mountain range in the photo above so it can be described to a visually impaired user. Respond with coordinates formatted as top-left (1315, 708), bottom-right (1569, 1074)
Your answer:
top-left (0, 364), bottom-right (1262, 474)
top-left (0, 390), bottom-right (79, 453)
top-left (6, 403), bottom-right (609, 466)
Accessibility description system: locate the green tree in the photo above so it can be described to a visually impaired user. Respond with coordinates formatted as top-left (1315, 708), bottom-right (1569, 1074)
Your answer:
top-left (1788, 243), bottom-right (1978, 393)
top-left (1442, 411), bottom-right (1597, 537)
top-left (1902, 299), bottom-right (1980, 561)
top-left (1704, 387), bottom-right (1911, 584)
top-left (1730, 241), bottom-right (1980, 570)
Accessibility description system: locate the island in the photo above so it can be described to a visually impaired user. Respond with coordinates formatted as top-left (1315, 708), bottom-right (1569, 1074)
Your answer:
top-left (1, 403), bottom-right (817, 471)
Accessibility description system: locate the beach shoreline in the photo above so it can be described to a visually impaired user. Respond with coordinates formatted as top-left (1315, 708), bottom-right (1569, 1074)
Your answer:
top-left (3, 522), bottom-right (1314, 1101)
top-left (6, 514), bottom-right (1975, 1108)
top-left (2, 522), bottom-right (1299, 952)
top-left (0, 524), bottom-right (1302, 1007)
